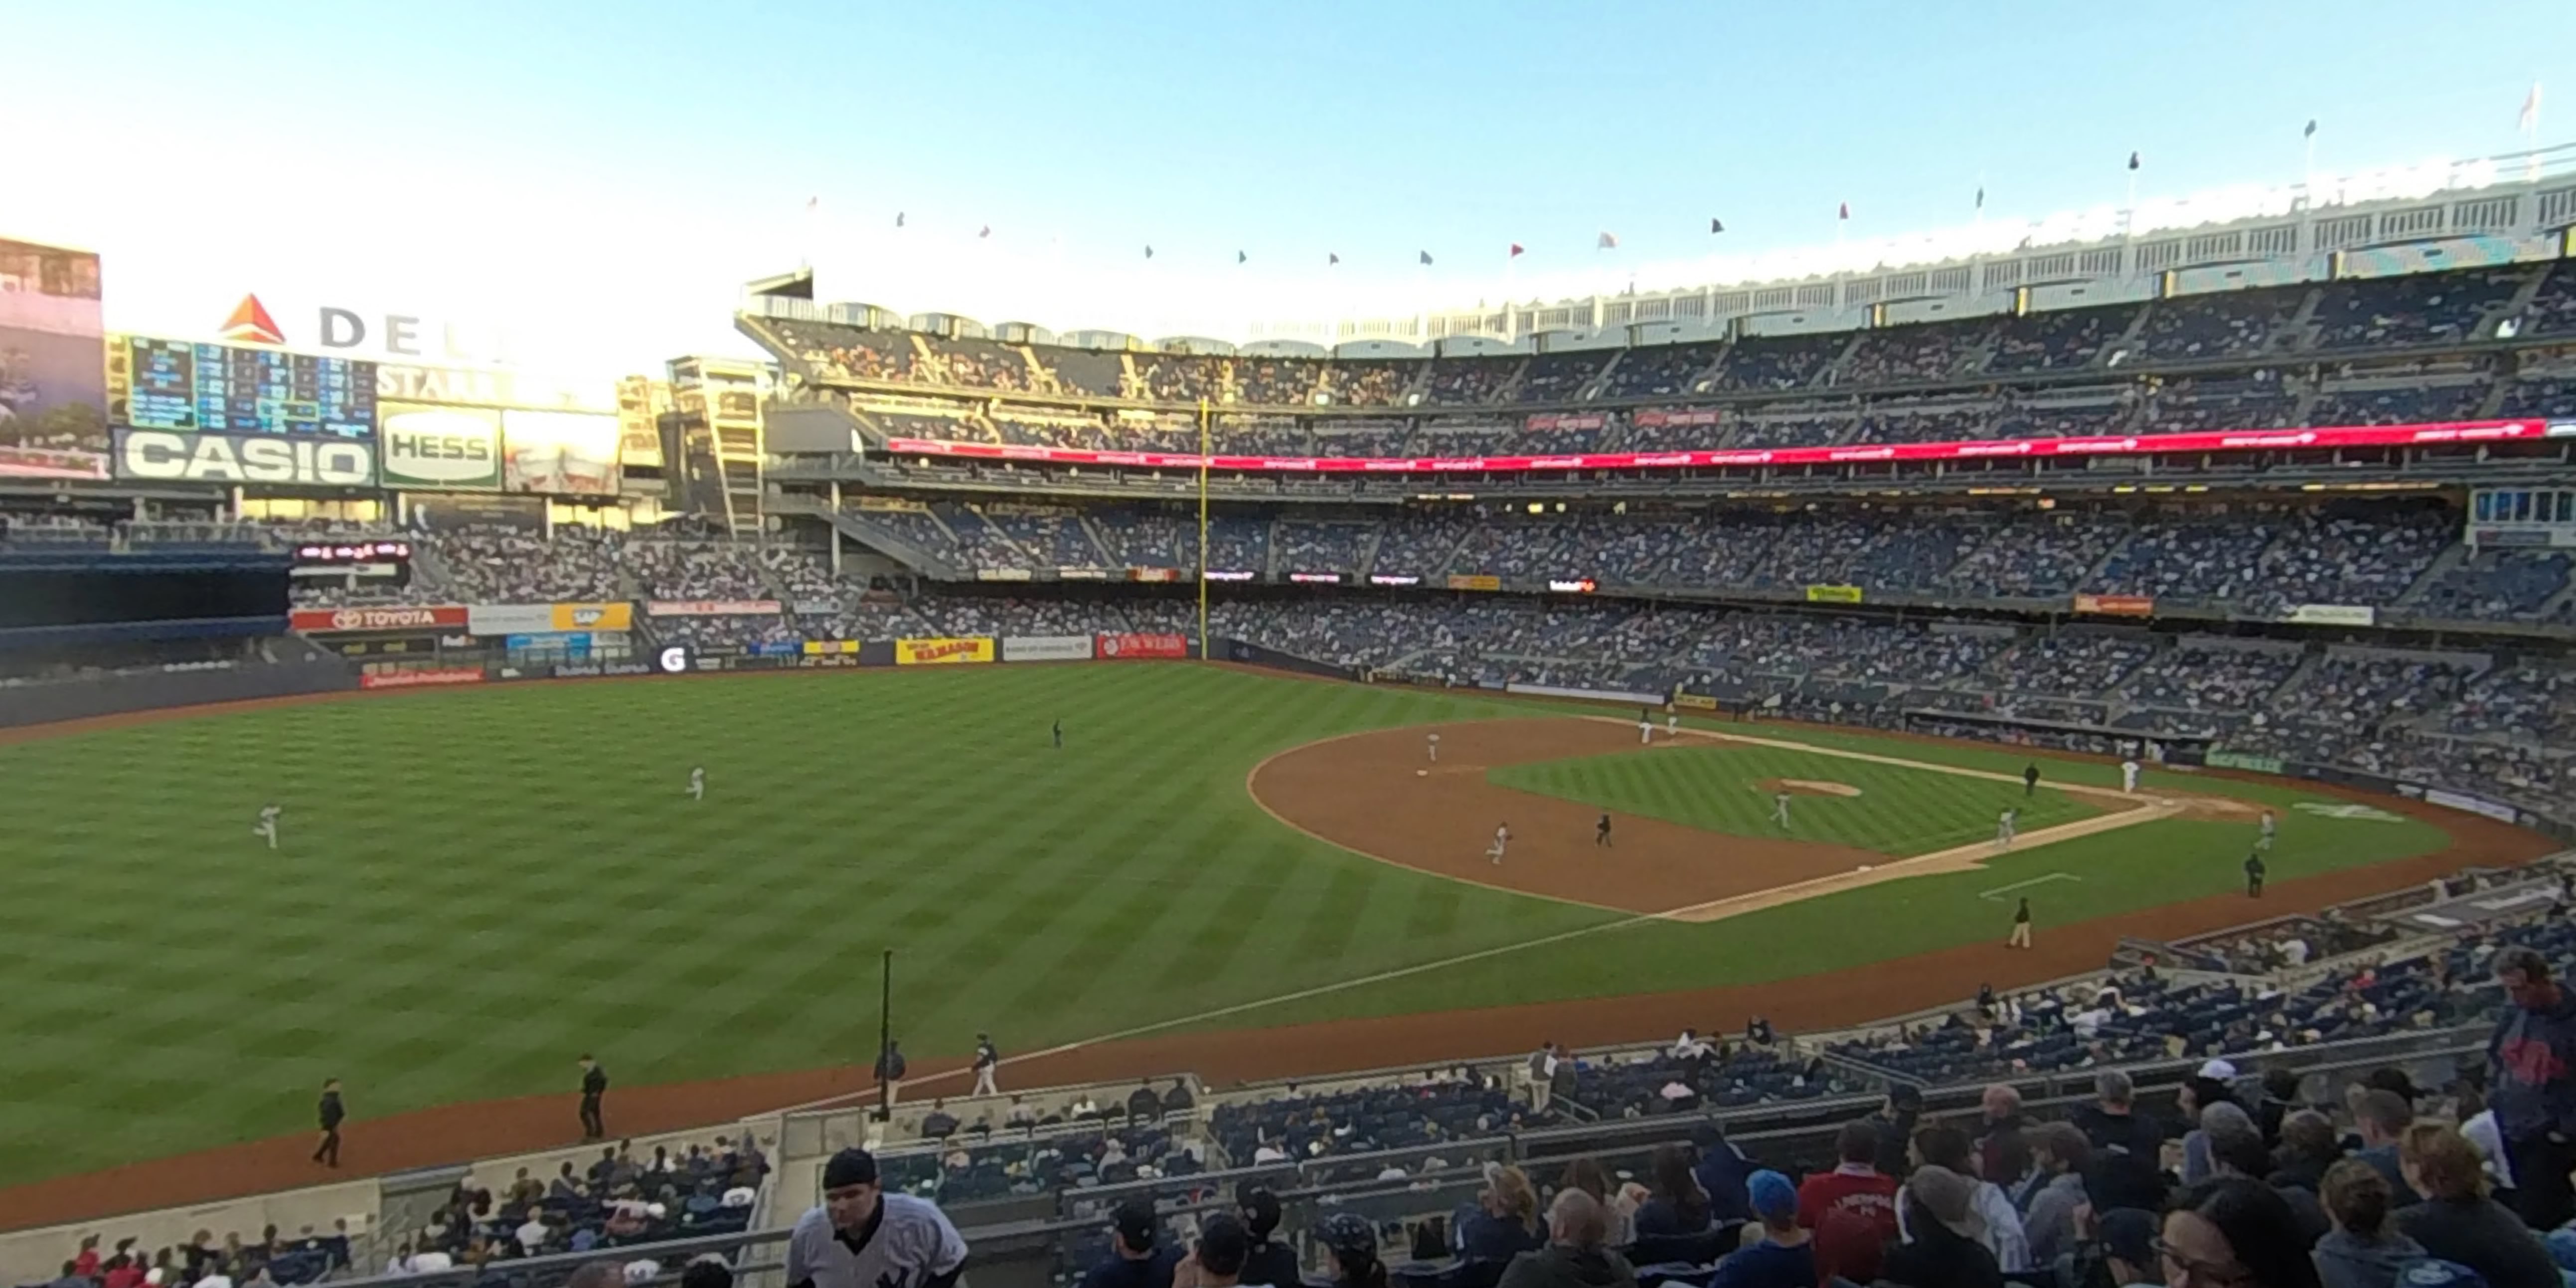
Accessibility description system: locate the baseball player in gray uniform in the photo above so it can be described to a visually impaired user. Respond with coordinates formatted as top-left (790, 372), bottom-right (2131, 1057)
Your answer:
top-left (786, 1148), bottom-right (968, 1288)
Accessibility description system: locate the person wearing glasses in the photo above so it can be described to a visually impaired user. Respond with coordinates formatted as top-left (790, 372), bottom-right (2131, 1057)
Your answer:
top-left (2159, 1178), bottom-right (2320, 1288)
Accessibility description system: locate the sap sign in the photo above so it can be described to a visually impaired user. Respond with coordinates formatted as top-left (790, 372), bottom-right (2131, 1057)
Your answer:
top-left (115, 430), bottom-right (378, 487)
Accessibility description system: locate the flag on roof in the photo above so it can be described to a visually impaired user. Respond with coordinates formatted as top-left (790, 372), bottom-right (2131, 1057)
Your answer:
top-left (1328, 253), bottom-right (1339, 265)
top-left (1974, 186), bottom-right (1985, 210)
top-left (1143, 245), bottom-right (1153, 259)
top-left (1419, 250), bottom-right (1433, 265)
top-left (1837, 202), bottom-right (1849, 220)
top-left (1710, 217), bottom-right (1724, 234)
top-left (895, 212), bottom-right (905, 227)
top-left (2303, 119), bottom-right (2317, 140)
top-left (1596, 231), bottom-right (1618, 250)
top-left (2127, 151), bottom-right (2141, 170)
top-left (805, 196), bottom-right (817, 211)
top-left (978, 225), bottom-right (992, 238)
top-left (2522, 83), bottom-right (2543, 132)
top-left (1509, 243), bottom-right (1524, 258)
top-left (1237, 250), bottom-right (1247, 264)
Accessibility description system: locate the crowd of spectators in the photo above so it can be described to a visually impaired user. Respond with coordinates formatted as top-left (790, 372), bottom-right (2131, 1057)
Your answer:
top-left (385, 1135), bottom-right (763, 1276)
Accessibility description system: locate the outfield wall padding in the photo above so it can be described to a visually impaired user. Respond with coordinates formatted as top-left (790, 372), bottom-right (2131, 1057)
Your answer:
top-left (0, 657), bottom-right (357, 730)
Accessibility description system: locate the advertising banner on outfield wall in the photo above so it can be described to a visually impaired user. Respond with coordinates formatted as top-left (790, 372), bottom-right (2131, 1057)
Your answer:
top-left (468, 602), bottom-right (633, 636)
top-left (1098, 632), bottom-right (1189, 659)
top-left (1803, 584), bottom-right (1863, 604)
top-left (1507, 681), bottom-right (1667, 706)
top-left (645, 600), bottom-right (783, 617)
top-left (359, 666), bottom-right (483, 690)
top-left (2207, 749), bottom-right (2287, 775)
top-left (115, 429), bottom-right (379, 487)
top-left (2073, 594), bottom-right (2156, 618)
top-left (895, 636), bottom-right (994, 665)
top-left (291, 605), bottom-right (468, 633)
top-left (803, 640), bottom-right (860, 655)
top-left (2423, 787), bottom-right (2522, 824)
top-left (1673, 693), bottom-right (1720, 711)
top-left (1448, 574), bottom-right (1501, 592)
top-left (2285, 604), bottom-right (2376, 627)
top-left (1003, 635), bottom-right (1095, 662)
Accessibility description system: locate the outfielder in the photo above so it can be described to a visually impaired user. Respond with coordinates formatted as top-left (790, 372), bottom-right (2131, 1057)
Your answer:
top-left (2121, 759), bottom-right (2141, 794)
top-left (1487, 822), bottom-right (1511, 865)
top-left (971, 1034), bottom-right (999, 1097)
top-left (1996, 808), bottom-right (2018, 851)
top-left (688, 766), bottom-right (705, 802)
top-left (253, 804), bottom-right (282, 849)
top-left (1427, 731), bottom-right (1440, 764)
top-left (1771, 790), bottom-right (1792, 829)
top-left (2257, 810), bottom-right (2276, 851)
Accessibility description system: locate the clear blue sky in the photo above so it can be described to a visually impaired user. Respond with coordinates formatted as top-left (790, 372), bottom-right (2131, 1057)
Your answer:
top-left (1, 0), bottom-right (2563, 376)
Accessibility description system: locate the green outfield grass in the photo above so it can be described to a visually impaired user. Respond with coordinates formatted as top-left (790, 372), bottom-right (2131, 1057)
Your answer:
top-left (0, 666), bottom-right (2461, 1182)
top-left (1488, 743), bottom-right (2099, 855)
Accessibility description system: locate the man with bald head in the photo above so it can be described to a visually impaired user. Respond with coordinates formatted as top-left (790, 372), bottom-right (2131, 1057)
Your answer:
top-left (1497, 1190), bottom-right (1636, 1288)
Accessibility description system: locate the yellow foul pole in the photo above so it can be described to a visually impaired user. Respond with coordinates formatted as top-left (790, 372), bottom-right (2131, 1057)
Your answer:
top-left (1197, 396), bottom-right (1211, 659)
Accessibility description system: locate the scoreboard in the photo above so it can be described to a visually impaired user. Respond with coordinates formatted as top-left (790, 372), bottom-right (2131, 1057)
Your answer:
top-left (125, 338), bottom-right (377, 437)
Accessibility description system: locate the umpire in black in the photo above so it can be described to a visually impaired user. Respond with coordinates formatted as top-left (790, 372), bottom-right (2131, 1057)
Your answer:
top-left (314, 1078), bottom-right (345, 1167)
top-left (2022, 762), bottom-right (2040, 797)
top-left (578, 1054), bottom-right (609, 1139)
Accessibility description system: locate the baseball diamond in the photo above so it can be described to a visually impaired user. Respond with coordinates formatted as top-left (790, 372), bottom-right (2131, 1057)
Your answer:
top-left (0, 662), bottom-right (2546, 1230)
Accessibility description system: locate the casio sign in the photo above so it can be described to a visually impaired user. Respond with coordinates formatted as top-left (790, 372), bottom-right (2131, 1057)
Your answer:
top-left (118, 431), bottom-right (376, 486)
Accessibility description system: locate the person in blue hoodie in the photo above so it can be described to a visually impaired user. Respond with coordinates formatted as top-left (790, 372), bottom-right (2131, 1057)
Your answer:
top-left (1707, 1172), bottom-right (1814, 1288)
top-left (1693, 1121), bottom-right (1754, 1226)
top-left (2488, 947), bottom-right (2576, 1230)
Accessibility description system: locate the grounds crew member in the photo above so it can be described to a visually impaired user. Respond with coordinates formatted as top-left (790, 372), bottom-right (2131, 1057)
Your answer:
top-left (786, 1147), bottom-right (967, 1288)
top-left (577, 1055), bottom-right (608, 1139)
top-left (2022, 763), bottom-right (2040, 797)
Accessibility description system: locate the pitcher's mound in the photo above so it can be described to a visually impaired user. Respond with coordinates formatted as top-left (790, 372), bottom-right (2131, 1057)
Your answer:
top-left (1758, 778), bottom-right (1863, 798)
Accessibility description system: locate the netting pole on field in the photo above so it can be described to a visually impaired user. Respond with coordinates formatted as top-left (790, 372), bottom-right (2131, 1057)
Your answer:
top-left (876, 948), bottom-right (892, 1123)
top-left (1196, 396), bottom-right (1210, 659)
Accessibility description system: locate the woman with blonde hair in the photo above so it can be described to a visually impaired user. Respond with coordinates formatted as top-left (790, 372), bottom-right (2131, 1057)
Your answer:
top-left (2393, 1124), bottom-right (2557, 1288)
top-left (1458, 1164), bottom-right (1546, 1263)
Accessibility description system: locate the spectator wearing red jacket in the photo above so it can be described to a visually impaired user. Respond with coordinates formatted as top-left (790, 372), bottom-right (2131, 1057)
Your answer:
top-left (1797, 1121), bottom-right (1899, 1285)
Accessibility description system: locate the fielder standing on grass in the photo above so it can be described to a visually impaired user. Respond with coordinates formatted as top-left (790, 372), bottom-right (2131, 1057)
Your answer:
top-left (2258, 810), bottom-right (2276, 850)
top-left (971, 1034), bottom-right (999, 1097)
top-left (1053, 719), bottom-right (1063, 750)
top-left (1772, 790), bottom-right (1792, 830)
top-left (786, 1148), bottom-right (968, 1288)
top-left (2009, 897), bottom-right (2033, 950)
top-left (1996, 808), bottom-right (2018, 851)
top-left (254, 803), bottom-right (282, 850)
top-left (2121, 758), bottom-right (2141, 794)
top-left (688, 766), bottom-right (705, 802)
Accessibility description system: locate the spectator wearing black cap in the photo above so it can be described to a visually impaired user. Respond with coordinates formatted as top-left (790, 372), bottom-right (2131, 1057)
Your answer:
top-left (1317, 1214), bottom-right (1385, 1288)
top-left (785, 1148), bottom-right (967, 1288)
top-left (1174, 1213), bottom-right (1275, 1288)
top-left (1081, 1200), bottom-right (1179, 1288)
top-left (1235, 1186), bottom-right (1298, 1288)
top-left (920, 1101), bottom-right (959, 1141)
top-left (1862, 1085), bottom-right (1923, 1177)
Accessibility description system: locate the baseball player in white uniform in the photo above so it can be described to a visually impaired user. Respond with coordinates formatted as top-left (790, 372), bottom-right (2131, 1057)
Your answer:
top-left (687, 766), bottom-right (705, 801)
top-left (1638, 713), bottom-right (1653, 744)
top-left (785, 1148), bottom-right (966, 1288)
top-left (1487, 823), bottom-right (1511, 865)
top-left (970, 1035), bottom-right (999, 1097)
top-left (1666, 713), bottom-right (1679, 737)
top-left (1427, 732), bottom-right (1440, 764)
top-left (1996, 808), bottom-right (2018, 851)
top-left (2121, 759), bottom-right (2141, 794)
top-left (253, 804), bottom-right (282, 850)
top-left (2258, 810), bottom-right (2276, 851)
top-left (1771, 791), bottom-right (1792, 829)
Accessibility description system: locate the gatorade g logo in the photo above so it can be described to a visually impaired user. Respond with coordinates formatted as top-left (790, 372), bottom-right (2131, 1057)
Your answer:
top-left (657, 646), bottom-right (688, 674)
